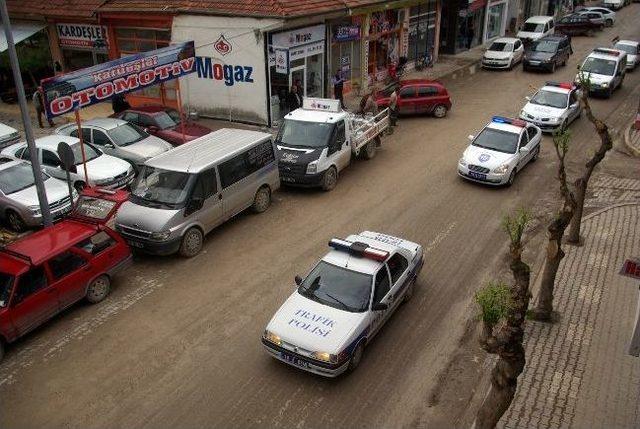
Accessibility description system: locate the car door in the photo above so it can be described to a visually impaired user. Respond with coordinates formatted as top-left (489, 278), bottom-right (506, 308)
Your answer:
top-left (386, 252), bottom-right (410, 313)
top-left (369, 265), bottom-right (392, 338)
top-left (189, 167), bottom-right (223, 232)
top-left (514, 40), bottom-right (524, 62)
top-left (9, 266), bottom-right (59, 336)
top-left (398, 86), bottom-right (417, 115)
top-left (526, 125), bottom-right (540, 160)
top-left (41, 148), bottom-right (67, 181)
top-left (219, 150), bottom-right (255, 219)
top-left (415, 85), bottom-right (438, 115)
top-left (92, 128), bottom-right (118, 157)
top-left (333, 120), bottom-right (351, 171)
top-left (516, 130), bottom-right (530, 171)
top-left (568, 90), bottom-right (580, 122)
top-left (46, 249), bottom-right (92, 309)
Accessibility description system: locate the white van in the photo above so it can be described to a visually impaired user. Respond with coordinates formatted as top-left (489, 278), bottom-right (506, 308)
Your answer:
top-left (517, 16), bottom-right (555, 43)
top-left (115, 128), bottom-right (280, 257)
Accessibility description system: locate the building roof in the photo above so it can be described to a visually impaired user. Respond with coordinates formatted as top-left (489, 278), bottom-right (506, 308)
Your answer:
top-left (7, 0), bottom-right (108, 20)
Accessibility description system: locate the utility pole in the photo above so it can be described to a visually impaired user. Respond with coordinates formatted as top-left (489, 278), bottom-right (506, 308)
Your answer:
top-left (0, 0), bottom-right (52, 226)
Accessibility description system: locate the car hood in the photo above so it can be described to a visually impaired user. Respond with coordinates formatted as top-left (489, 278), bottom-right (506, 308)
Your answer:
top-left (266, 291), bottom-right (367, 354)
top-left (158, 123), bottom-right (211, 143)
top-left (116, 200), bottom-right (183, 233)
top-left (484, 51), bottom-right (512, 60)
top-left (122, 136), bottom-right (172, 159)
top-left (463, 144), bottom-right (516, 170)
top-left (85, 155), bottom-right (131, 181)
top-left (525, 51), bottom-right (554, 61)
top-left (9, 177), bottom-right (70, 207)
top-left (522, 102), bottom-right (565, 119)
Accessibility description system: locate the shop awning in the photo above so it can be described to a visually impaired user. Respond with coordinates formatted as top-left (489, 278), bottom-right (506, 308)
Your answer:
top-left (0, 20), bottom-right (46, 52)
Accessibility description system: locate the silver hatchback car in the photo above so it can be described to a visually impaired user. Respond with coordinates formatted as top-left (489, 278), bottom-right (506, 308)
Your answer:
top-left (56, 118), bottom-right (173, 169)
top-left (0, 155), bottom-right (77, 231)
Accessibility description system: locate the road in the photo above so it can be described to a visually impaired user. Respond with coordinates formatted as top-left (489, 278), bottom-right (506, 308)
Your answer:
top-left (2, 6), bottom-right (640, 428)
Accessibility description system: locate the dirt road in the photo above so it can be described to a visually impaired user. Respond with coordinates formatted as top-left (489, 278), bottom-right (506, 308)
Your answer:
top-left (2, 7), bottom-right (640, 428)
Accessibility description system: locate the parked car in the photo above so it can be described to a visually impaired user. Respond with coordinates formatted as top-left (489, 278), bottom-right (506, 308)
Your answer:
top-left (0, 219), bottom-right (132, 361)
top-left (481, 37), bottom-right (525, 70)
top-left (578, 7), bottom-right (616, 26)
top-left (523, 35), bottom-right (572, 72)
top-left (517, 16), bottom-right (555, 44)
top-left (0, 123), bottom-right (20, 150)
top-left (519, 81), bottom-right (582, 132)
top-left (2, 135), bottom-right (135, 191)
top-left (56, 118), bottom-right (173, 170)
top-left (375, 79), bottom-right (451, 118)
top-left (0, 155), bottom-right (77, 231)
top-left (116, 128), bottom-right (279, 257)
top-left (555, 13), bottom-right (603, 37)
top-left (613, 39), bottom-right (639, 70)
top-left (70, 187), bottom-right (130, 229)
top-left (576, 10), bottom-right (606, 28)
top-left (575, 47), bottom-right (627, 98)
top-left (602, 0), bottom-right (623, 10)
top-left (112, 105), bottom-right (211, 146)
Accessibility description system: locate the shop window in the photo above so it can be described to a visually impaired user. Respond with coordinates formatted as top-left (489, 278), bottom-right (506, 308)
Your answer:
top-left (408, 1), bottom-right (437, 61)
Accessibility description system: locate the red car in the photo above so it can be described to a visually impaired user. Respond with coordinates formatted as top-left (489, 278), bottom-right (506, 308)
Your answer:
top-left (376, 79), bottom-right (452, 118)
top-left (113, 105), bottom-right (211, 146)
top-left (71, 187), bottom-right (130, 229)
top-left (0, 220), bottom-right (132, 360)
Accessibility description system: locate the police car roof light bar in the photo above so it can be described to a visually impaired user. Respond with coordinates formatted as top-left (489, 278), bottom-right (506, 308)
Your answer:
top-left (546, 81), bottom-right (574, 90)
top-left (328, 238), bottom-right (390, 262)
top-left (492, 116), bottom-right (526, 127)
top-left (594, 47), bottom-right (622, 57)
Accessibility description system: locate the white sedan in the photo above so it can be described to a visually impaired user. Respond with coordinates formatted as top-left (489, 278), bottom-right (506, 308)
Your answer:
top-left (481, 37), bottom-right (525, 70)
top-left (519, 81), bottom-right (582, 133)
top-left (458, 117), bottom-right (542, 186)
top-left (262, 231), bottom-right (424, 377)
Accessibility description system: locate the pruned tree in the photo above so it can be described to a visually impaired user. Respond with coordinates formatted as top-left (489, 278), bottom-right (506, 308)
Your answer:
top-left (531, 130), bottom-right (576, 321)
top-left (473, 208), bottom-right (532, 429)
top-left (567, 75), bottom-right (614, 244)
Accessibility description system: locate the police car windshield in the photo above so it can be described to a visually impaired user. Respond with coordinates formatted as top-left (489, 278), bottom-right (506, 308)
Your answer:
top-left (530, 90), bottom-right (568, 108)
top-left (531, 40), bottom-right (558, 53)
top-left (0, 163), bottom-right (49, 194)
top-left (614, 43), bottom-right (636, 55)
top-left (298, 261), bottom-right (372, 313)
top-left (131, 166), bottom-right (194, 208)
top-left (277, 119), bottom-right (335, 148)
top-left (473, 128), bottom-right (519, 154)
top-left (488, 42), bottom-right (513, 52)
top-left (581, 57), bottom-right (616, 76)
top-left (0, 272), bottom-right (13, 308)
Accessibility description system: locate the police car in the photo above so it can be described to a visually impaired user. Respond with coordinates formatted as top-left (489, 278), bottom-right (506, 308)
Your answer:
top-left (519, 82), bottom-right (582, 133)
top-left (575, 48), bottom-right (627, 98)
top-left (458, 116), bottom-right (542, 186)
top-left (262, 232), bottom-right (424, 377)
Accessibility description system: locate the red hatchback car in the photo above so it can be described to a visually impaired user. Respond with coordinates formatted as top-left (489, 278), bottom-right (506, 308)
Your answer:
top-left (0, 220), bottom-right (132, 360)
top-left (376, 79), bottom-right (452, 118)
top-left (113, 105), bottom-right (211, 146)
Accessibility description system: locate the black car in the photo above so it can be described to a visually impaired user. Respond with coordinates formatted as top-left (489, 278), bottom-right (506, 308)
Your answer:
top-left (523, 35), bottom-right (572, 73)
top-left (555, 13), bottom-right (603, 36)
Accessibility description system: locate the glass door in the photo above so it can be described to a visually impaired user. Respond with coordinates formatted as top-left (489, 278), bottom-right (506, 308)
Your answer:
top-left (289, 66), bottom-right (306, 96)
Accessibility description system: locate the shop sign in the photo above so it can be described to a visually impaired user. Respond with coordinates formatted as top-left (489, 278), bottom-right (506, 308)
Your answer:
top-left (272, 24), bottom-right (325, 49)
top-left (334, 25), bottom-right (360, 42)
top-left (340, 55), bottom-right (350, 73)
top-left (303, 97), bottom-right (341, 113)
top-left (57, 23), bottom-right (109, 49)
top-left (289, 41), bottom-right (324, 62)
top-left (214, 34), bottom-right (233, 56)
top-left (275, 48), bottom-right (289, 74)
top-left (42, 41), bottom-right (196, 118)
top-left (196, 56), bottom-right (254, 86)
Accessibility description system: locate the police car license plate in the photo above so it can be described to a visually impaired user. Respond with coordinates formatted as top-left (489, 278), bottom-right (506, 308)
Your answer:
top-left (281, 352), bottom-right (310, 369)
top-left (468, 171), bottom-right (486, 180)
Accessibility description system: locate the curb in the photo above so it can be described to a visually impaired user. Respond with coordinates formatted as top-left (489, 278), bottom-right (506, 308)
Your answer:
top-left (624, 124), bottom-right (640, 158)
top-left (438, 60), bottom-right (483, 84)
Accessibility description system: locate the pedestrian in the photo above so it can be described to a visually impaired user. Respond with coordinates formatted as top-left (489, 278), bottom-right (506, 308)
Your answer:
top-left (359, 91), bottom-right (379, 116)
top-left (32, 87), bottom-right (54, 128)
top-left (111, 93), bottom-right (130, 114)
top-left (388, 85), bottom-right (399, 134)
top-left (287, 85), bottom-right (303, 112)
top-left (332, 69), bottom-right (345, 109)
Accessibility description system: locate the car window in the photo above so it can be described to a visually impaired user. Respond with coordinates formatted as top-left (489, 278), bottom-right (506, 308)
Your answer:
top-left (93, 130), bottom-right (111, 146)
top-left (335, 121), bottom-right (346, 144)
top-left (48, 250), bottom-right (87, 281)
top-left (13, 266), bottom-right (47, 305)
top-left (373, 266), bottom-right (391, 304)
top-left (42, 150), bottom-right (62, 167)
top-left (75, 231), bottom-right (116, 255)
top-left (219, 141), bottom-right (275, 189)
top-left (519, 131), bottom-right (529, 148)
top-left (417, 86), bottom-right (439, 97)
top-left (526, 126), bottom-right (537, 141)
top-left (121, 112), bottom-right (139, 124)
top-left (514, 40), bottom-right (522, 50)
top-left (192, 168), bottom-right (218, 200)
top-left (569, 91), bottom-right (579, 105)
top-left (0, 273), bottom-right (13, 308)
top-left (17, 147), bottom-right (30, 160)
top-left (387, 253), bottom-right (409, 284)
top-left (399, 87), bottom-right (416, 98)
top-left (139, 115), bottom-right (155, 127)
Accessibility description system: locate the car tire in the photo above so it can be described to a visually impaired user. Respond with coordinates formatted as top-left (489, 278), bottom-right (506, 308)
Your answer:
top-left (6, 210), bottom-right (26, 232)
top-left (348, 342), bottom-right (365, 372)
top-left (362, 141), bottom-right (377, 160)
top-left (322, 166), bottom-right (338, 191)
top-left (507, 170), bottom-right (516, 187)
top-left (433, 104), bottom-right (448, 118)
top-left (252, 186), bottom-right (271, 213)
top-left (86, 275), bottom-right (111, 304)
top-left (550, 62), bottom-right (556, 73)
top-left (179, 227), bottom-right (204, 257)
top-left (606, 19), bottom-right (613, 27)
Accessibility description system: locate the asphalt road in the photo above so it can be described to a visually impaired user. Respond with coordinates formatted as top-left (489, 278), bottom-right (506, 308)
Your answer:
top-left (2, 6), bottom-right (640, 428)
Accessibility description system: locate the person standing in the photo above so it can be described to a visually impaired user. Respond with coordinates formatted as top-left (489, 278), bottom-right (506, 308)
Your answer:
top-left (388, 85), bottom-right (399, 133)
top-left (332, 70), bottom-right (345, 109)
top-left (32, 87), bottom-right (54, 128)
top-left (359, 91), bottom-right (379, 116)
top-left (287, 85), bottom-right (303, 112)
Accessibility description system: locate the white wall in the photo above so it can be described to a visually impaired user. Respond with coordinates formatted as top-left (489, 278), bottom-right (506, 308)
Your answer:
top-left (172, 15), bottom-right (282, 125)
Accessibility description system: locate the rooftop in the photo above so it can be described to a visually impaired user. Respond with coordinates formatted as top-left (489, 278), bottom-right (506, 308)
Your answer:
top-left (7, 0), bottom-right (108, 19)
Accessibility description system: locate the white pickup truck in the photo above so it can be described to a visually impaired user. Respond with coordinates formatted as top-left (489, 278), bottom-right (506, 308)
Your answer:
top-left (275, 98), bottom-right (390, 191)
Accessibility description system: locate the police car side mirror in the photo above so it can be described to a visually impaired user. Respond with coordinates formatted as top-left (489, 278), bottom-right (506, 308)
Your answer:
top-left (372, 302), bottom-right (388, 311)
top-left (294, 275), bottom-right (303, 286)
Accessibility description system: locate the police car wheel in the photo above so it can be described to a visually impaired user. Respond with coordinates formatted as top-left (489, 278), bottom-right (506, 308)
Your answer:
top-left (507, 170), bottom-right (516, 187)
top-left (6, 210), bottom-right (26, 232)
top-left (252, 186), bottom-right (271, 213)
top-left (349, 343), bottom-right (365, 372)
top-left (86, 275), bottom-right (111, 304)
top-left (180, 227), bottom-right (204, 257)
top-left (322, 167), bottom-right (338, 191)
top-left (433, 105), bottom-right (447, 118)
top-left (362, 141), bottom-right (377, 160)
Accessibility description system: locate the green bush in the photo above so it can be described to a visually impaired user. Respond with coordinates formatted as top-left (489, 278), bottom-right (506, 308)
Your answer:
top-left (475, 282), bottom-right (512, 326)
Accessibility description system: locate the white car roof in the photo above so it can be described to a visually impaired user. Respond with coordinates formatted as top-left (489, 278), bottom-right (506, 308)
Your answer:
top-left (285, 107), bottom-right (348, 124)
top-left (491, 37), bottom-right (519, 44)
top-left (33, 134), bottom-right (81, 150)
top-left (588, 48), bottom-right (625, 61)
top-left (82, 117), bottom-right (128, 130)
top-left (525, 16), bottom-right (554, 24)
top-left (616, 40), bottom-right (639, 47)
top-left (486, 121), bottom-right (523, 135)
top-left (539, 85), bottom-right (571, 95)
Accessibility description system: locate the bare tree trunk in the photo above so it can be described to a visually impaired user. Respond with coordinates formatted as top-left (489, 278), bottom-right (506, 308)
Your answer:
top-left (567, 178), bottom-right (587, 244)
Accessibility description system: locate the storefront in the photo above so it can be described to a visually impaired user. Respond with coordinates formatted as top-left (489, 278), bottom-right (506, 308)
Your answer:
top-left (483, 0), bottom-right (509, 42)
top-left (366, 9), bottom-right (404, 86)
top-left (407, 1), bottom-right (439, 63)
top-left (328, 18), bottom-right (364, 97)
top-left (55, 22), bottom-right (109, 71)
top-left (267, 24), bottom-right (326, 124)
top-left (439, 0), bottom-right (487, 54)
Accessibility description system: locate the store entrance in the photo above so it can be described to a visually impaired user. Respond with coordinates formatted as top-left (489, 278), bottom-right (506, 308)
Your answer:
top-left (289, 66), bottom-right (306, 96)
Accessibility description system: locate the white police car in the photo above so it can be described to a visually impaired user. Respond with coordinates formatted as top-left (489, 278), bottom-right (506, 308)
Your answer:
top-left (458, 116), bottom-right (542, 186)
top-left (519, 82), bottom-right (582, 133)
top-left (262, 232), bottom-right (424, 377)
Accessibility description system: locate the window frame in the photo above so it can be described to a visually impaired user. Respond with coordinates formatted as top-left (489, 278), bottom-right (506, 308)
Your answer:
top-left (42, 149), bottom-right (62, 167)
top-left (387, 253), bottom-right (409, 285)
top-left (191, 168), bottom-right (219, 200)
top-left (12, 266), bottom-right (48, 306)
top-left (372, 265), bottom-right (392, 306)
top-left (399, 86), bottom-right (417, 99)
top-left (46, 249), bottom-right (88, 282)
top-left (75, 231), bottom-right (117, 256)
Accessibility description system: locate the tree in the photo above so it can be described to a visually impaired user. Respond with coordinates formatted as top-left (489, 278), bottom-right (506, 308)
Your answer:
top-left (566, 76), bottom-right (614, 244)
top-left (530, 130), bottom-right (576, 321)
top-left (473, 208), bottom-right (532, 429)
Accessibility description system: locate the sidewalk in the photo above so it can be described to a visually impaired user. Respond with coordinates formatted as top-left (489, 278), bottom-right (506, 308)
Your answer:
top-left (498, 194), bottom-right (640, 428)
top-left (624, 124), bottom-right (640, 157)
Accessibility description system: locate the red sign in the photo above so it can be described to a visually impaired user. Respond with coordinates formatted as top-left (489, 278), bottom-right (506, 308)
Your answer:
top-left (214, 35), bottom-right (232, 56)
top-left (620, 258), bottom-right (640, 280)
